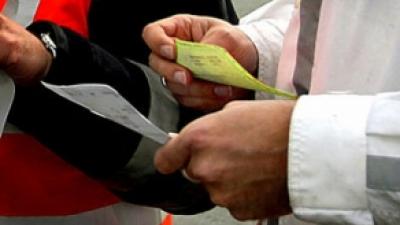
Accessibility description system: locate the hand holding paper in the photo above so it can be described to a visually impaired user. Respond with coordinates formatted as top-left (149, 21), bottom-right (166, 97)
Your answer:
top-left (176, 39), bottom-right (297, 99)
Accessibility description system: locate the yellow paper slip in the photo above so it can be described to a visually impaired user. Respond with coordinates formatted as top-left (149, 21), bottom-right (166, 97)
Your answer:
top-left (175, 39), bottom-right (296, 99)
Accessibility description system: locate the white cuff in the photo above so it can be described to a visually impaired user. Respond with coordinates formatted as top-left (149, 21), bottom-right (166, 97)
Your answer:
top-left (288, 94), bottom-right (374, 223)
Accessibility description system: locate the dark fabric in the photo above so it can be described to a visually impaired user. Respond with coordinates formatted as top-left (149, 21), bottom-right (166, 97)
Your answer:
top-left (113, 171), bottom-right (215, 215)
top-left (88, 0), bottom-right (238, 63)
top-left (9, 22), bottom-right (150, 177)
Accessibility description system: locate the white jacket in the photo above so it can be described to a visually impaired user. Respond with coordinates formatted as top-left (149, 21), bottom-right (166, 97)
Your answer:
top-left (241, 0), bottom-right (400, 224)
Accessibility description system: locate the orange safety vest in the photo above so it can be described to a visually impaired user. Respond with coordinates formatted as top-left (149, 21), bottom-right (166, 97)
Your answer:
top-left (0, 0), bottom-right (172, 224)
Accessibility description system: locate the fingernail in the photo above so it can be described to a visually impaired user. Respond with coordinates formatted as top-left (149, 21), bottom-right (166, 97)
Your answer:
top-left (214, 86), bottom-right (233, 97)
top-left (160, 45), bottom-right (174, 59)
top-left (173, 71), bottom-right (188, 85)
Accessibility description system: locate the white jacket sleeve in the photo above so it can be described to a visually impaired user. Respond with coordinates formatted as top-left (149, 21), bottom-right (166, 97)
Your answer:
top-left (238, 0), bottom-right (294, 99)
top-left (290, 93), bottom-right (400, 224)
top-left (364, 93), bottom-right (400, 224)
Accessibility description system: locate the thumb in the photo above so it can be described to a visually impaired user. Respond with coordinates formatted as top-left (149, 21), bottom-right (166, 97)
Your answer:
top-left (154, 132), bottom-right (191, 174)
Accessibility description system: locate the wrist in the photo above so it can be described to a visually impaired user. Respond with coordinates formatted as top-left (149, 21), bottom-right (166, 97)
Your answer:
top-left (17, 32), bottom-right (55, 85)
top-left (37, 32), bottom-right (56, 77)
top-left (26, 21), bottom-right (66, 84)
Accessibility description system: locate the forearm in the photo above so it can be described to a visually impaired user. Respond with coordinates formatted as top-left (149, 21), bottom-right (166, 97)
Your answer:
top-left (9, 21), bottom-right (151, 176)
top-left (27, 21), bottom-right (150, 114)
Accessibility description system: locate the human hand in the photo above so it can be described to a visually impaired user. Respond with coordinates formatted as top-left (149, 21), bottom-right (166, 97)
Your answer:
top-left (155, 100), bottom-right (295, 220)
top-left (0, 14), bottom-right (52, 85)
top-left (143, 14), bottom-right (258, 111)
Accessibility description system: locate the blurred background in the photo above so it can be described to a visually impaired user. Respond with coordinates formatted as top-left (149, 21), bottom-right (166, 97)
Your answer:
top-left (233, 0), bottom-right (270, 17)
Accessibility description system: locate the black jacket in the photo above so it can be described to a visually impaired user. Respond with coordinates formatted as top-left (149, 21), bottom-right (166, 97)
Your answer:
top-left (9, 0), bottom-right (238, 215)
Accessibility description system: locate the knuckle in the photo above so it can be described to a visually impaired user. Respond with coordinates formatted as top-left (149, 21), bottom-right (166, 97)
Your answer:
top-left (209, 192), bottom-right (230, 207)
top-left (149, 55), bottom-right (170, 78)
top-left (214, 26), bottom-right (236, 42)
top-left (2, 35), bottom-right (21, 66)
top-left (154, 59), bottom-right (173, 78)
top-left (148, 54), bottom-right (157, 69)
top-left (0, 14), bottom-right (5, 26)
top-left (190, 161), bottom-right (215, 182)
top-left (186, 126), bottom-right (209, 149)
top-left (230, 208), bottom-right (267, 221)
top-left (173, 14), bottom-right (191, 23)
top-left (224, 100), bottom-right (242, 109)
top-left (142, 23), bottom-right (155, 38)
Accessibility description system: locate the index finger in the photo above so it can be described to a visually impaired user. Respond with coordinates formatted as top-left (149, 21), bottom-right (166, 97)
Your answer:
top-left (154, 133), bottom-right (191, 174)
top-left (142, 18), bottom-right (178, 60)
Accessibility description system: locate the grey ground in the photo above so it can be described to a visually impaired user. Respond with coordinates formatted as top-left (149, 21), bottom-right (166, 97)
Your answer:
top-left (233, 0), bottom-right (270, 18)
